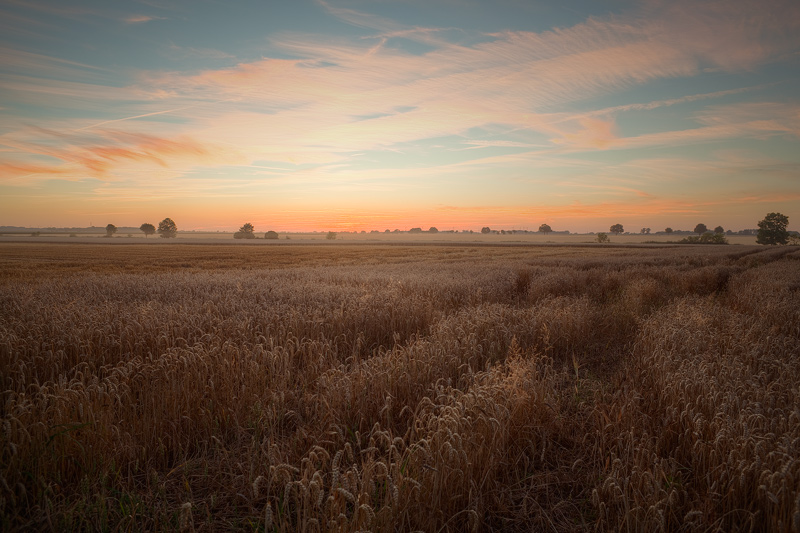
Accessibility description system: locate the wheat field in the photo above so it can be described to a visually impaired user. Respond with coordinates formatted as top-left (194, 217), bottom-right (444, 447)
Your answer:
top-left (1, 242), bottom-right (799, 532)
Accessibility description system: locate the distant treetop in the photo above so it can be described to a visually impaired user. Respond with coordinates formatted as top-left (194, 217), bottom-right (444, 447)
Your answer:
top-left (157, 218), bottom-right (177, 238)
top-left (139, 223), bottom-right (155, 237)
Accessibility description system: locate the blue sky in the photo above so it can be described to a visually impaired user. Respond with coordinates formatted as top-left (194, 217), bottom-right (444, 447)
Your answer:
top-left (1, 0), bottom-right (799, 231)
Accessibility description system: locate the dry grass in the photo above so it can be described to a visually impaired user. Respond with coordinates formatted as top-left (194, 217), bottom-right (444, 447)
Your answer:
top-left (1, 242), bottom-right (799, 531)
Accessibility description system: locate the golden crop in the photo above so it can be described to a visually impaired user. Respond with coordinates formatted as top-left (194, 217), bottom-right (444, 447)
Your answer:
top-left (1, 243), bottom-right (799, 531)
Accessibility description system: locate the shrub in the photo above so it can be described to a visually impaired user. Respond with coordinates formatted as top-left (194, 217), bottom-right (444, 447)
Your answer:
top-left (264, 230), bottom-right (279, 240)
top-left (678, 232), bottom-right (728, 244)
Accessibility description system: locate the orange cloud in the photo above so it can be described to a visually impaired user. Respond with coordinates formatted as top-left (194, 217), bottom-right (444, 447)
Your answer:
top-left (2, 129), bottom-right (242, 180)
top-left (124, 15), bottom-right (157, 24)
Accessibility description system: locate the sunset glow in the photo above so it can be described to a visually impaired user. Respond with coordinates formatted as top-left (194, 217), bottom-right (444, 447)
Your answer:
top-left (1, 0), bottom-right (799, 232)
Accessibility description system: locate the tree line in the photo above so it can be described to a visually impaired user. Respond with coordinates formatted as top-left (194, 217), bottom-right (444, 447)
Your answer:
top-left (598, 213), bottom-right (791, 245)
top-left (105, 218), bottom-right (177, 238)
top-left (102, 213), bottom-right (793, 245)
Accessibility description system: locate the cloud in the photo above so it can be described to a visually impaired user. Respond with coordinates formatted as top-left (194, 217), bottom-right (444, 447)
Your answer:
top-left (1, 129), bottom-right (243, 181)
top-left (124, 15), bottom-right (159, 24)
top-left (130, 0), bottom-right (799, 168)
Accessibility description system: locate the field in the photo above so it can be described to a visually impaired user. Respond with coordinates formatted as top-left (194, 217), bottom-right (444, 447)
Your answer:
top-left (2, 242), bottom-right (799, 531)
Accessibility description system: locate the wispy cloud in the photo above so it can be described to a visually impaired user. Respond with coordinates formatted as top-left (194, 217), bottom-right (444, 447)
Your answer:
top-left (1, 129), bottom-right (242, 181)
top-left (124, 14), bottom-right (161, 24)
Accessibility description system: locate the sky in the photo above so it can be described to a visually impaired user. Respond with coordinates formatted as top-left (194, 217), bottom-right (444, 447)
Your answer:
top-left (1, 0), bottom-right (799, 233)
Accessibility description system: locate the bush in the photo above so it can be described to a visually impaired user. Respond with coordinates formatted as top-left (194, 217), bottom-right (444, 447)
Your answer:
top-left (264, 231), bottom-right (279, 240)
top-left (678, 232), bottom-right (728, 244)
top-left (596, 232), bottom-right (609, 243)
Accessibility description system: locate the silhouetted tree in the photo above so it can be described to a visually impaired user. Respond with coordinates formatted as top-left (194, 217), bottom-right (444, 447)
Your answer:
top-left (326, 231), bottom-right (337, 240)
top-left (264, 230), bottom-right (279, 240)
top-left (139, 223), bottom-right (155, 238)
top-left (234, 222), bottom-right (256, 239)
top-left (428, 227), bottom-right (439, 233)
top-left (596, 232), bottom-right (610, 243)
top-left (714, 226), bottom-right (724, 234)
top-left (481, 227), bottom-right (491, 234)
top-left (694, 223), bottom-right (708, 235)
top-left (665, 227), bottom-right (673, 234)
top-left (610, 224), bottom-right (624, 235)
top-left (539, 223), bottom-right (552, 234)
top-left (409, 227), bottom-right (423, 233)
top-left (756, 213), bottom-right (789, 245)
top-left (105, 224), bottom-right (117, 237)
top-left (157, 218), bottom-right (177, 238)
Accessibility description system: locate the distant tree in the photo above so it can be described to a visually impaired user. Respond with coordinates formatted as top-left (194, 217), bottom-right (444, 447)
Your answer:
top-left (610, 224), bottom-right (624, 235)
top-left (157, 217), bottom-right (177, 238)
top-left (234, 222), bottom-right (256, 239)
top-left (694, 223), bottom-right (708, 235)
top-left (139, 223), bottom-right (155, 238)
top-left (640, 227), bottom-right (651, 234)
top-left (326, 231), bottom-right (337, 240)
top-left (264, 230), bottom-right (279, 240)
top-left (756, 212), bottom-right (789, 245)
top-left (539, 223), bottom-right (552, 234)
top-left (409, 227), bottom-right (423, 234)
top-left (665, 227), bottom-right (673, 234)
top-left (105, 224), bottom-right (117, 237)
top-left (481, 227), bottom-right (491, 234)
top-left (714, 225), bottom-right (724, 234)
top-left (596, 232), bottom-right (610, 243)
top-left (428, 227), bottom-right (439, 233)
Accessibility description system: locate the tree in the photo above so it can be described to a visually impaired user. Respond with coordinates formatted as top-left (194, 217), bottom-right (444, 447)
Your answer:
top-left (694, 223), bottom-right (708, 235)
top-left (596, 232), bottom-right (609, 243)
top-left (264, 230), bottom-right (279, 240)
top-left (756, 212), bottom-right (789, 245)
top-left (714, 226), bottom-right (724, 234)
top-left (428, 227), bottom-right (439, 233)
top-left (610, 224), bottom-right (624, 235)
top-left (481, 227), bottom-right (491, 234)
top-left (539, 223), bottom-right (552, 234)
top-left (326, 231), bottom-right (337, 240)
top-left (640, 227), bottom-right (651, 234)
top-left (157, 218), bottom-right (177, 238)
top-left (139, 223), bottom-right (155, 238)
top-left (409, 227), bottom-right (423, 233)
top-left (665, 227), bottom-right (673, 234)
top-left (234, 222), bottom-right (256, 239)
top-left (105, 224), bottom-right (117, 237)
